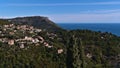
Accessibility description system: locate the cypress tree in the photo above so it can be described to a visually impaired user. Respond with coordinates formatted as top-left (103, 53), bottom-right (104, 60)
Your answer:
top-left (66, 33), bottom-right (74, 68)
top-left (72, 36), bottom-right (82, 68)
top-left (79, 38), bottom-right (86, 68)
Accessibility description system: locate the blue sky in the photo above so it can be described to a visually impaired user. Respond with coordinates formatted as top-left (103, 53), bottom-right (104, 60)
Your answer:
top-left (1, 0), bottom-right (120, 23)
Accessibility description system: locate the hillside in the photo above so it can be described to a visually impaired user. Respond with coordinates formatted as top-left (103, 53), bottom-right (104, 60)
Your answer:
top-left (6, 16), bottom-right (64, 32)
top-left (0, 16), bottom-right (120, 68)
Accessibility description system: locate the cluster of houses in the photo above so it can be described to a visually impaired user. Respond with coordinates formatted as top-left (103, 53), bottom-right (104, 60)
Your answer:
top-left (0, 24), bottom-right (63, 54)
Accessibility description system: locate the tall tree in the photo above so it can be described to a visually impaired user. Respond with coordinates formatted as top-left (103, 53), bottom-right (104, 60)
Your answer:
top-left (72, 36), bottom-right (82, 68)
top-left (79, 38), bottom-right (85, 68)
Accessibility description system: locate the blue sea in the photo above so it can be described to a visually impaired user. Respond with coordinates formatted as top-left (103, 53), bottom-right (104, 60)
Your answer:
top-left (57, 23), bottom-right (120, 36)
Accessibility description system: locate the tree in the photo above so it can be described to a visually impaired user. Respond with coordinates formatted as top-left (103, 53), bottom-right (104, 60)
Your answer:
top-left (72, 36), bottom-right (82, 68)
top-left (79, 38), bottom-right (86, 68)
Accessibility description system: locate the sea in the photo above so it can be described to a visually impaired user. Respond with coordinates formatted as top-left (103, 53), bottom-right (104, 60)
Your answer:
top-left (57, 23), bottom-right (120, 37)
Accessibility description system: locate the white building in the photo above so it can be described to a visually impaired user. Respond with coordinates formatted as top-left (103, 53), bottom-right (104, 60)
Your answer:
top-left (25, 36), bottom-right (33, 41)
top-left (20, 44), bottom-right (25, 48)
top-left (8, 40), bottom-right (14, 45)
top-left (58, 49), bottom-right (63, 54)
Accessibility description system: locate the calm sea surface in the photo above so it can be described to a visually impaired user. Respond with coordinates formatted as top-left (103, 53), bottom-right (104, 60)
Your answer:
top-left (57, 23), bottom-right (120, 36)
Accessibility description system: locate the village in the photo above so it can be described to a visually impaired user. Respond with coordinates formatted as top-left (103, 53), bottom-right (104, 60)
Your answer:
top-left (0, 23), bottom-right (63, 54)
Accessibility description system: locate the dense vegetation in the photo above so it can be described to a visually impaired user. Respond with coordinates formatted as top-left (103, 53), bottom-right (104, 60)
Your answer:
top-left (0, 17), bottom-right (120, 68)
top-left (64, 30), bottom-right (120, 68)
top-left (0, 43), bottom-right (66, 68)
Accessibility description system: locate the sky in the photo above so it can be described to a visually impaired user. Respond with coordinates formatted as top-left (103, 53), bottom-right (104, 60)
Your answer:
top-left (0, 0), bottom-right (120, 23)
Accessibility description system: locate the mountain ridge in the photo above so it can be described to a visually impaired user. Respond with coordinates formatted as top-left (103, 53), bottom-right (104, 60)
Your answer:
top-left (2, 16), bottom-right (64, 32)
